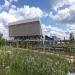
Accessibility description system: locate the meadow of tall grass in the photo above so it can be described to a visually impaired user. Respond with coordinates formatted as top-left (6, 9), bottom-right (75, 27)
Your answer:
top-left (0, 47), bottom-right (72, 75)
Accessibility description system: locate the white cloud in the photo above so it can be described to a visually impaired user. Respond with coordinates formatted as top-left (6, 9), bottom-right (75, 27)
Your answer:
top-left (42, 24), bottom-right (67, 39)
top-left (4, 0), bottom-right (10, 7)
top-left (0, 0), bottom-right (18, 10)
top-left (8, 5), bottom-right (45, 22)
top-left (52, 0), bottom-right (75, 11)
top-left (0, 22), bottom-right (9, 39)
top-left (17, 5), bottom-right (44, 18)
top-left (67, 24), bottom-right (75, 38)
top-left (10, 0), bottom-right (18, 2)
top-left (67, 24), bottom-right (75, 32)
top-left (0, 5), bottom-right (46, 39)
top-left (50, 4), bottom-right (75, 24)
top-left (49, 0), bottom-right (75, 38)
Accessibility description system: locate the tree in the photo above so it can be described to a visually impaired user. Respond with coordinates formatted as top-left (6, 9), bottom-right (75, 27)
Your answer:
top-left (0, 32), bottom-right (6, 46)
top-left (0, 33), bottom-right (3, 39)
top-left (69, 33), bottom-right (74, 44)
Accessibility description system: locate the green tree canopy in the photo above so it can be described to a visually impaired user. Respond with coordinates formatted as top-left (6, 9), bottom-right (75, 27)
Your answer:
top-left (0, 32), bottom-right (6, 46)
top-left (69, 33), bottom-right (74, 44)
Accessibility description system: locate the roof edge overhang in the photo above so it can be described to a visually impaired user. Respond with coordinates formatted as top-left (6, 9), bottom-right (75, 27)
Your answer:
top-left (8, 17), bottom-right (40, 26)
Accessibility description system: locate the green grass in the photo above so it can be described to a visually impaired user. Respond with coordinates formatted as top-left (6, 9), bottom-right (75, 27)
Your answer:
top-left (0, 47), bottom-right (72, 75)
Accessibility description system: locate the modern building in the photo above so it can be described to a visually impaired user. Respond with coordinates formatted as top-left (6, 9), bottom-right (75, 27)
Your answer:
top-left (52, 36), bottom-right (61, 44)
top-left (8, 17), bottom-right (58, 48)
top-left (44, 35), bottom-right (54, 47)
top-left (8, 18), bottom-right (44, 47)
top-left (9, 18), bottom-right (43, 41)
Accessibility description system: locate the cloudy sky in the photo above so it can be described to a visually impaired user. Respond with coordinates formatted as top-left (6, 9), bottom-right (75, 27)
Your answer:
top-left (0, 0), bottom-right (75, 39)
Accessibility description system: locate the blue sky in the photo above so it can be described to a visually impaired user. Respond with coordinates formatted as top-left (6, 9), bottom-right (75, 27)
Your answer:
top-left (14, 0), bottom-right (52, 11)
top-left (0, 0), bottom-right (75, 39)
